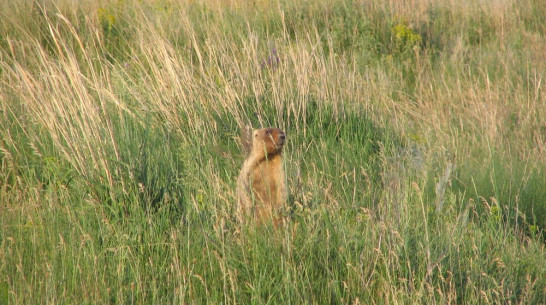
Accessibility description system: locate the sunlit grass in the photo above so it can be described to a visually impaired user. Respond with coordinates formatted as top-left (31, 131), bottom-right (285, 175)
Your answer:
top-left (1, 0), bottom-right (545, 303)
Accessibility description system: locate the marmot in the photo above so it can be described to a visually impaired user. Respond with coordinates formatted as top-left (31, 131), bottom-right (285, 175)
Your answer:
top-left (237, 127), bottom-right (287, 225)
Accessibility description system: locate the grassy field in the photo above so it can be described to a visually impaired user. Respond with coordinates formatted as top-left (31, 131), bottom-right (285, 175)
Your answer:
top-left (1, 0), bottom-right (545, 303)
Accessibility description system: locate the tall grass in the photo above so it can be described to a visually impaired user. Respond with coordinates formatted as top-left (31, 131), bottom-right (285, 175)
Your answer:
top-left (1, 0), bottom-right (545, 303)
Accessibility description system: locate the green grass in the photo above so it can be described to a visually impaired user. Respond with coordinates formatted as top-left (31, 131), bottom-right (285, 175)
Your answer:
top-left (1, 0), bottom-right (545, 303)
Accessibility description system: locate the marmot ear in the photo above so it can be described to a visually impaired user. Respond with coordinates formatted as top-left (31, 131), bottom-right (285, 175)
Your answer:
top-left (239, 124), bottom-right (253, 155)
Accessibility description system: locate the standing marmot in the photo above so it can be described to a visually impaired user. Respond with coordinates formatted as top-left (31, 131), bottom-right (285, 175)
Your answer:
top-left (237, 127), bottom-right (287, 225)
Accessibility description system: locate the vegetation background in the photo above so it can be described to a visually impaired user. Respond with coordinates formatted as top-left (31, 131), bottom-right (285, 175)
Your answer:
top-left (1, 0), bottom-right (544, 303)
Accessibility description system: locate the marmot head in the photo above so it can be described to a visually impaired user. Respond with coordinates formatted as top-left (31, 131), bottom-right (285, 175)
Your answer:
top-left (252, 127), bottom-right (286, 157)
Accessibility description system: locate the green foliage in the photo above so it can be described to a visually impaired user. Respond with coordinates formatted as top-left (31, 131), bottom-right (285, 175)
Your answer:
top-left (322, 3), bottom-right (379, 61)
top-left (113, 117), bottom-right (186, 217)
top-left (391, 21), bottom-right (422, 55)
top-left (97, 2), bottom-right (136, 61)
top-left (1, 0), bottom-right (545, 304)
top-left (454, 151), bottom-right (546, 236)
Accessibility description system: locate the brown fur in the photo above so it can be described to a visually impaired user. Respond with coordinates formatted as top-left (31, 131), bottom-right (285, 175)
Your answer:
top-left (237, 127), bottom-right (287, 225)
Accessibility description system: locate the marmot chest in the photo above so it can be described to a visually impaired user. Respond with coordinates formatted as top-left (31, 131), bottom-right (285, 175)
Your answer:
top-left (249, 156), bottom-right (282, 203)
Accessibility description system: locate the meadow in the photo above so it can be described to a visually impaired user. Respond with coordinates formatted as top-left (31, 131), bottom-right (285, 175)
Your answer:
top-left (0, 0), bottom-right (545, 303)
